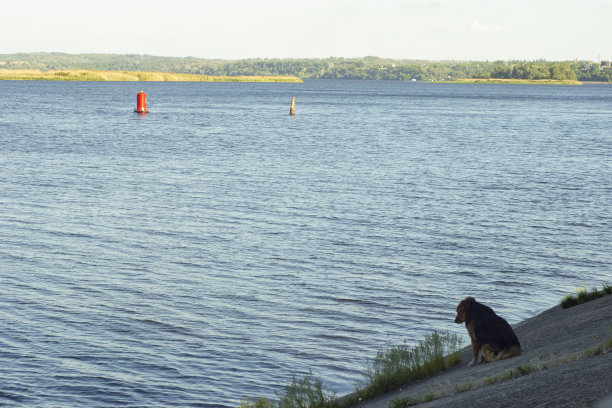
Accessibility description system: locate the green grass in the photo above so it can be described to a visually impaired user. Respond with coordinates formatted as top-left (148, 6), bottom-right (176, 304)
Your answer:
top-left (240, 371), bottom-right (337, 408)
top-left (452, 381), bottom-right (473, 393)
top-left (358, 331), bottom-right (462, 399)
top-left (240, 397), bottom-right (277, 408)
top-left (560, 281), bottom-right (612, 309)
top-left (390, 390), bottom-right (437, 407)
top-left (0, 68), bottom-right (302, 82)
top-left (240, 331), bottom-right (462, 408)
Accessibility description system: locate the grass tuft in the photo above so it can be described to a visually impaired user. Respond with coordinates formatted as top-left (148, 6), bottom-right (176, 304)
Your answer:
top-left (277, 371), bottom-right (337, 408)
top-left (339, 331), bottom-right (462, 407)
top-left (560, 281), bottom-right (611, 309)
top-left (359, 331), bottom-right (462, 400)
top-left (240, 397), bottom-right (276, 408)
top-left (453, 381), bottom-right (473, 393)
top-left (240, 371), bottom-right (336, 408)
top-left (515, 361), bottom-right (539, 376)
top-left (390, 390), bottom-right (437, 408)
top-left (240, 331), bottom-right (462, 408)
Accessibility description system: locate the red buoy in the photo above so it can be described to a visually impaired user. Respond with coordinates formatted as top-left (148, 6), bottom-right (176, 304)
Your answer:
top-left (135, 91), bottom-right (149, 113)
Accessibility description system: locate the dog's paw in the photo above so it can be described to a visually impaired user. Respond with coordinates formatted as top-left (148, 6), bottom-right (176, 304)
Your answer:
top-left (468, 359), bottom-right (477, 367)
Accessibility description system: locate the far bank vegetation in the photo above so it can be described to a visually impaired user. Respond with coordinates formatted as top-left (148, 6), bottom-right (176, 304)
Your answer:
top-left (1, 53), bottom-right (611, 82)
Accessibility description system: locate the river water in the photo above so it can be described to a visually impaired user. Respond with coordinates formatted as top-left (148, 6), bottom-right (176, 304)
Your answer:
top-left (1, 80), bottom-right (611, 407)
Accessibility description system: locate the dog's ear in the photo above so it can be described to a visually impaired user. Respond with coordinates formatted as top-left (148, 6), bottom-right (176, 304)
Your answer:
top-left (465, 296), bottom-right (475, 304)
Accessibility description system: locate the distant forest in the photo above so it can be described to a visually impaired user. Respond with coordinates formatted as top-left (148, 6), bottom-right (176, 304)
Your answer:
top-left (1, 53), bottom-right (611, 82)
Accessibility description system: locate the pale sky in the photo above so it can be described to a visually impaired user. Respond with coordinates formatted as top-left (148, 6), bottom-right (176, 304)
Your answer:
top-left (1, 0), bottom-right (610, 61)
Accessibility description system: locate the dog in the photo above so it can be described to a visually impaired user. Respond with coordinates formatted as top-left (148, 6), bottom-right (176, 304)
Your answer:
top-left (454, 296), bottom-right (521, 366)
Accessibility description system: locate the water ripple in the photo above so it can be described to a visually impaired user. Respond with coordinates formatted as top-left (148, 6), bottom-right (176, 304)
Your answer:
top-left (1, 80), bottom-right (611, 406)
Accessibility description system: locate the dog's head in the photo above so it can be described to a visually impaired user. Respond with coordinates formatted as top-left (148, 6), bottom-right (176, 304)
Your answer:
top-left (454, 296), bottom-right (475, 323)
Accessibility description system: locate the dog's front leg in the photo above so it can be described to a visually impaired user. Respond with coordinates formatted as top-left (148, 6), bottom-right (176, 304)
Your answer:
top-left (466, 321), bottom-right (480, 366)
top-left (469, 339), bottom-right (480, 366)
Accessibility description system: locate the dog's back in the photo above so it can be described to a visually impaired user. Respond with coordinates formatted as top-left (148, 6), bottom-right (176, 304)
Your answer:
top-left (468, 300), bottom-right (521, 353)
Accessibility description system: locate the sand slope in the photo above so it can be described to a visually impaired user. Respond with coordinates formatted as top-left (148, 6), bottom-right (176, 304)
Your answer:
top-left (356, 295), bottom-right (612, 408)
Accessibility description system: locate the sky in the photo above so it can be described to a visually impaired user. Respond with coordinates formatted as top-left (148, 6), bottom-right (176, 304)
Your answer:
top-left (1, 0), bottom-right (610, 61)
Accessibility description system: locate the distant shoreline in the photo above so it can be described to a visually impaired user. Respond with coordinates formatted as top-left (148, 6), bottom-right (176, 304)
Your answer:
top-left (2, 53), bottom-right (610, 82)
top-left (3, 69), bottom-right (609, 85)
top-left (437, 78), bottom-right (583, 85)
top-left (0, 69), bottom-right (302, 83)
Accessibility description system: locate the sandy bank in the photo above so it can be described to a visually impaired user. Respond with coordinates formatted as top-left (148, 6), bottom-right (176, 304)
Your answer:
top-left (0, 69), bottom-right (302, 82)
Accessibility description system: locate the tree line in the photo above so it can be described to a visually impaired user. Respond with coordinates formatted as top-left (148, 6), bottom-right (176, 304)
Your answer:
top-left (1, 53), bottom-right (610, 82)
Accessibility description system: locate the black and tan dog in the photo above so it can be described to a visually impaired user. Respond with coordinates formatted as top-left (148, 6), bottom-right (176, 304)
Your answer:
top-left (454, 296), bottom-right (521, 366)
